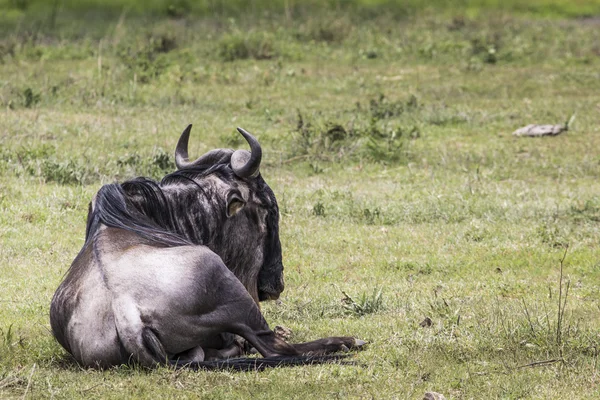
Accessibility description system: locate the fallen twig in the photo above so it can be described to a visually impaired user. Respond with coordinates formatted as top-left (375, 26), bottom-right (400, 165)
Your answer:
top-left (516, 358), bottom-right (563, 369)
top-left (22, 363), bottom-right (36, 400)
top-left (80, 383), bottom-right (103, 393)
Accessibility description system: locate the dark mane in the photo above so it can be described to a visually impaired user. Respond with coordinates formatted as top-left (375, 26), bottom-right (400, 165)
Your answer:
top-left (86, 181), bottom-right (192, 247)
top-left (86, 163), bottom-right (237, 248)
top-left (161, 163), bottom-right (236, 185)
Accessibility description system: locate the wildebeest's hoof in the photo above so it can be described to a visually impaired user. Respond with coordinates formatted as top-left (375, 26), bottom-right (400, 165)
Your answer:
top-left (336, 337), bottom-right (367, 352)
top-left (274, 325), bottom-right (293, 342)
top-left (340, 337), bottom-right (367, 351)
top-left (305, 337), bottom-right (368, 355)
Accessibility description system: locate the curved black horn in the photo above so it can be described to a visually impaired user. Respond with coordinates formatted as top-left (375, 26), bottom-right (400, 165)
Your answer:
top-left (174, 124), bottom-right (235, 170)
top-left (175, 124), bottom-right (193, 170)
top-left (231, 127), bottom-right (262, 178)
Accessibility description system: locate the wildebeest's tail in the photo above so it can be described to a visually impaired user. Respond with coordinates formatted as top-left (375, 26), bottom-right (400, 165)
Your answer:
top-left (170, 354), bottom-right (354, 371)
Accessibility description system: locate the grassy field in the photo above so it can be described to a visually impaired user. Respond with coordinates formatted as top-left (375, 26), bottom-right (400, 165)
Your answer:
top-left (1, 0), bottom-right (600, 398)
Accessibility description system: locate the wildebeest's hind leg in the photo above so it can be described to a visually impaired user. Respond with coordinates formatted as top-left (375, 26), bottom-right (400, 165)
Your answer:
top-left (112, 251), bottom-right (364, 367)
top-left (186, 269), bottom-right (367, 360)
top-left (229, 301), bottom-right (365, 358)
top-left (241, 329), bottom-right (365, 357)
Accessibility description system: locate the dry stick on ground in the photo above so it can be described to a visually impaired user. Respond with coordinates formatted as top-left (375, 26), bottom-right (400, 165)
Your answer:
top-left (556, 245), bottom-right (570, 354)
top-left (80, 383), bottom-right (104, 394)
top-left (516, 358), bottom-right (564, 369)
top-left (22, 363), bottom-right (36, 400)
top-left (0, 376), bottom-right (21, 390)
top-left (340, 290), bottom-right (354, 304)
top-left (333, 284), bottom-right (355, 305)
top-left (520, 297), bottom-right (535, 335)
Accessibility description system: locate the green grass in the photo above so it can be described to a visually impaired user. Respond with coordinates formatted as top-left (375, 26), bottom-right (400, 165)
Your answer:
top-left (1, 1), bottom-right (600, 398)
top-left (2, 0), bottom-right (600, 19)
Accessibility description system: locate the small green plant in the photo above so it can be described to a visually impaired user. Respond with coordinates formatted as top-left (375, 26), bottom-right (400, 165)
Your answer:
top-left (369, 94), bottom-right (404, 121)
top-left (115, 148), bottom-right (173, 178)
top-left (536, 222), bottom-right (567, 248)
top-left (217, 32), bottom-right (276, 62)
top-left (308, 162), bottom-right (323, 174)
top-left (569, 197), bottom-right (600, 222)
top-left (117, 153), bottom-right (143, 168)
top-left (41, 159), bottom-right (86, 185)
top-left (21, 87), bottom-right (40, 108)
top-left (117, 33), bottom-right (177, 83)
top-left (364, 126), bottom-right (405, 163)
top-left (500, 246), bottom-right (576, 367)
top-left (340, 287), bottom-right (384, 317)
top-left (6, 145), bottom-right (59, 178)
top-left (471, 36), bottom-right (501, 64)
top-left (291, 95), bottom-right (417, 164)
top-left (0, 38), bottom-right (16, 63)
top-left (149, 147), bottom-right (173, 176)
top-left (296, 16), bottom-right (352, 43)
top-left (312, 201), bottom-right (326, 217)
top-left (362, 207), bottom-right (381, 225)
top-left (14, 145), bottom-right (54, 163)
top-left (1, 324), bottom-right (14, 348)
top-left (0, 323), bottom-right (22, 360)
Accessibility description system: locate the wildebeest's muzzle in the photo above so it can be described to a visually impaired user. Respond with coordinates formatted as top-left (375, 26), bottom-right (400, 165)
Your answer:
top-left (258, 262), bottom-right (285, 301)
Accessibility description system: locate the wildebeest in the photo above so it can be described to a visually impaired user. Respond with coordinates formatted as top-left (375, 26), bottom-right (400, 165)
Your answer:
top-left (50, 125), bottom-right (364, 369)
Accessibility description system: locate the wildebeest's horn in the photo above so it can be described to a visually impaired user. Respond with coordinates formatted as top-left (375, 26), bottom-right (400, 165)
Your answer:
top-left (175, 124), bottom-right (193, 170)
top-left (231, 127), bottom-right (262, 178)
top-left (175, 124), bottom-right (235, 170)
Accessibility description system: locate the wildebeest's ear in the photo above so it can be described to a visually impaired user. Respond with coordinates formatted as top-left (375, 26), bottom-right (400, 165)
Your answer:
top-left (226, 191), bottom-right (246, 218)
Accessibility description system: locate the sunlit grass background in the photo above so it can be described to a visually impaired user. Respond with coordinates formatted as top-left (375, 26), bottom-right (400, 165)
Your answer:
top-left (1, 0), bottom-right (600, 398)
